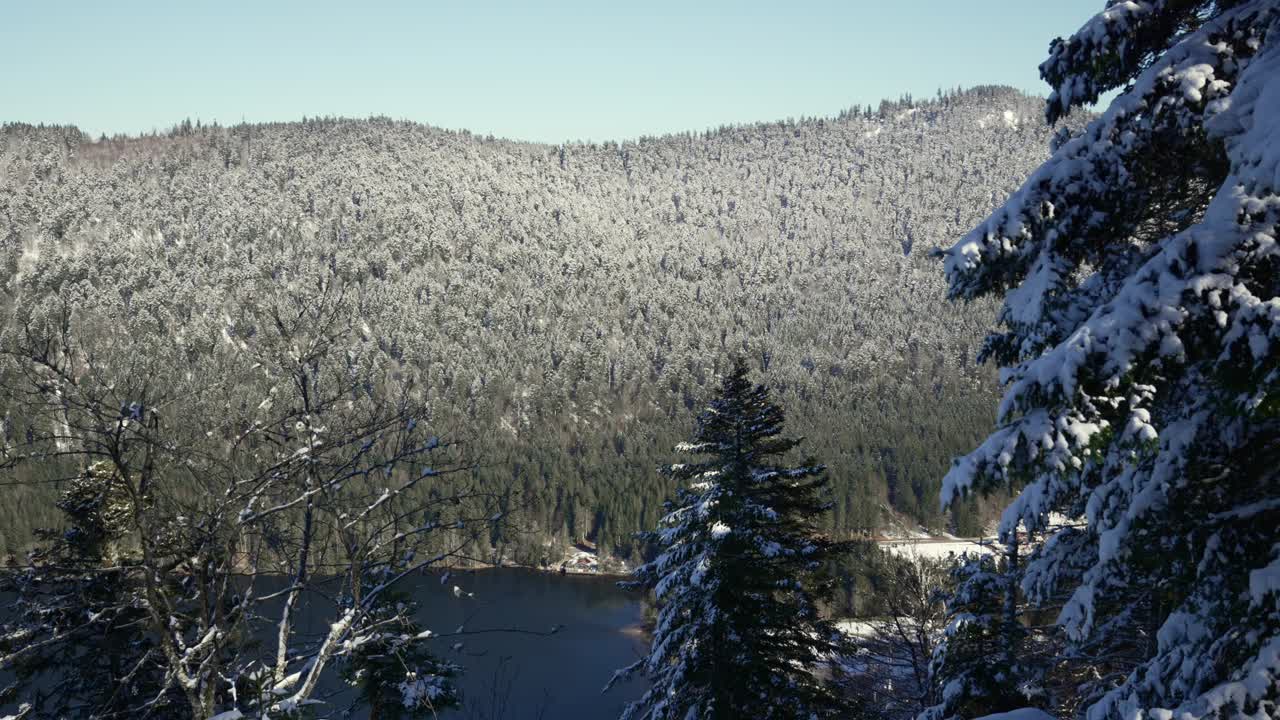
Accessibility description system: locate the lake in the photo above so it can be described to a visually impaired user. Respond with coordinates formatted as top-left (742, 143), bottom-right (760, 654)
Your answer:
top-left (337, 567), bottom-right (648, 719)
top-left (0, 567), bottom-right (647, 719)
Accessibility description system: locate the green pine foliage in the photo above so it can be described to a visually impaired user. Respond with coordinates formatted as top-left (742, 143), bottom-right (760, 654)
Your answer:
top-left (340, 575), bottom-right (461, 720)
top-left (920, 547), bottom-right (1040, 720)
top-left (610, 358), bottom-right (853, 719)
top-left (931, 2), bottom-right (1280, 718)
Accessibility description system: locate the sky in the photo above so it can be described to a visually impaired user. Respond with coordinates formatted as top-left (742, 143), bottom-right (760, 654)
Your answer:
top-left (1, 1), bottom-right (1105, 143)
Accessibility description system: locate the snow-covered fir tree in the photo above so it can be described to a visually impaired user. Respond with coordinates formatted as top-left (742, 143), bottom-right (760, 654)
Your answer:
top-left (933, 2), bottom-right (1280, 719)
top-left (609, 358), bottom-right (851, 720)
top-left (921, 545), bottom-right (1042, 720)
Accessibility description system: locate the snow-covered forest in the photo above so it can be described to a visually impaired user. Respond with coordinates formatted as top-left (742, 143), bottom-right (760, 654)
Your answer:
top-left (0, 86), bottom-right (1061, 560)
top-left (2, 0), bottom-right (1277, 718)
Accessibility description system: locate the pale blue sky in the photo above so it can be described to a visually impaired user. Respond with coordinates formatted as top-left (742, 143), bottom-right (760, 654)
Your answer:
top-left (1, 1), bottom-right (1102, 143)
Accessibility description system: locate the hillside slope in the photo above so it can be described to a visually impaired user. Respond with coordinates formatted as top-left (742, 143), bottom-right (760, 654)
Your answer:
top-left (0, 86), bottom-right (1067, 559)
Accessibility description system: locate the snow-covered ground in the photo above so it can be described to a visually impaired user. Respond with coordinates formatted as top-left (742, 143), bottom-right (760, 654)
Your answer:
top-left (973, 709), bottom-right (1055, 720)
top-left (549, 513), bottom-right (1083, 577)
top-left (559, 546), bottom-right (600, 574)
top-left (878, 537), bottom-right (996, 560)
top-left (550, 543), bottom-right (631, 575)
top-left (833, 618), bottom-right (880, 639)
top-left (873, 509), bottom-right (1085, 561)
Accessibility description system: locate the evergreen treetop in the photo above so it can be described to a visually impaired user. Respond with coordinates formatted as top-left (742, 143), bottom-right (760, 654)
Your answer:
top-left (611, 358), bottom-right (852, 720)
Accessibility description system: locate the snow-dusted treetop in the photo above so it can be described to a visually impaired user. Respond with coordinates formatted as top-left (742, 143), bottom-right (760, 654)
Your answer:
top-left (611, 359), bottom-right (850, 720)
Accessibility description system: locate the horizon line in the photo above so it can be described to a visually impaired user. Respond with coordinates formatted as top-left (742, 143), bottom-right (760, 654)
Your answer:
top-left (2, 84), bottom-right (1051, 148)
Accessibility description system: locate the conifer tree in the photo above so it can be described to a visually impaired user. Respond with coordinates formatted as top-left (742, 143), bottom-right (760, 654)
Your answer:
top-left (608, 358), bottom-right (851, 720)
top-left (932, 2), bottom-right (1280, 718)
top-left (921, 546), bottom-right (1041, 720)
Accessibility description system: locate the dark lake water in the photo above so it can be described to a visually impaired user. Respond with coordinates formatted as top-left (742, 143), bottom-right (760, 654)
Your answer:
top-left (400, 568), bottom-right (648, 719)
top-left (288, 567), bottom-right (648, 718)
top-left (2, 568), bottom-right (648, 720)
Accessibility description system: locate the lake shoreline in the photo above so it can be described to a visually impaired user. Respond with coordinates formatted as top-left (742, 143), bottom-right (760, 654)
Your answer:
top-left (444, 561), bottom-right (633, 581)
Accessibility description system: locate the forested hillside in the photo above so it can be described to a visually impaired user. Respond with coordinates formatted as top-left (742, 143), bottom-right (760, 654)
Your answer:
top-left (0, 86), bottom-right (1066, 560)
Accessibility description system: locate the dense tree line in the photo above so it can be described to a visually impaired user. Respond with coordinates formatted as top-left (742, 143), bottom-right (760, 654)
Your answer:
top-left (0, 86), bottom-right (1067, 561)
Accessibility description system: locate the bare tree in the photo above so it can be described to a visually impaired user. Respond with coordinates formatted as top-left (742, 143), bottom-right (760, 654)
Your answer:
top-left (0, 268), bottom-right (508, 719)
top-left (839, 546), bottom-right (955, 720)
